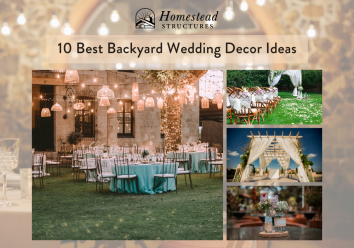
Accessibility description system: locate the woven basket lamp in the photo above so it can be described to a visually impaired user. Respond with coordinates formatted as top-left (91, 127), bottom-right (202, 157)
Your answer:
top-left (157, 98), bottom-right (164, 109)
top-left (97, 85), bottom-right (115, 99)
top-left (137, 100), bottom-right (144, 111)
top-left (201, 97), bottom-right (209, 109)
top-left (73, 102), bottom-right (85, 110)
top-left (132, 82), bottom-right (139, 102)
top-left (64, 70), bottom-right (79, 84)
top-left (107, 107), bottom-right (117, 114)
top-left (212, 90), bottom-right (223, 104)
top-left (145, 97), bottom-right (155, 107)
top-left (99, 97), bottom-right (110, 106)
top-left (51, 102), bottom-right (63, 111)
top-left (41, 108), bottom-right (51, 117)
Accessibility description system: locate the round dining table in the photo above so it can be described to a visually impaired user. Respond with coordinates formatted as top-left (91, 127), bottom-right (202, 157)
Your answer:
top-left (227, 226), bottom-right (322, 240)
top-left (81, 158), bottom-right (178, 194)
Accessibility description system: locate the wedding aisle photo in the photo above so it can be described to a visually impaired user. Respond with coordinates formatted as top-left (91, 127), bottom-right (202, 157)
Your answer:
top-left (227, 128), bottom-right (322, 183)
top-left (31, 70), bottom-right (223, 240)
top-left (227, 186), bottom-right (322, 240)
top-left (226, 70), bottom-right (322, 125)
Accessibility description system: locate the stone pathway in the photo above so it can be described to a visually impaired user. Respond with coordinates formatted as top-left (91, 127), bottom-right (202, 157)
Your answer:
top-left (243, 175), bottom-right (300, 183)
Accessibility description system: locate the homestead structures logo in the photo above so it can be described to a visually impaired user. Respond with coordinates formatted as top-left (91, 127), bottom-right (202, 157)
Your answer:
top-left (135, 8), bottom-right (155, 29)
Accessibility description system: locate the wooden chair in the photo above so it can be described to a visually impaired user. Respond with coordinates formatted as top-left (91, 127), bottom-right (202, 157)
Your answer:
top-left (228, 87), bottom-right (261, 125)
top-left (261, 87), bottom-right (277, 112)
top-left (154, 158), bottom-right (177, 194)
top-left (115, 158), bottom-right (138, 196)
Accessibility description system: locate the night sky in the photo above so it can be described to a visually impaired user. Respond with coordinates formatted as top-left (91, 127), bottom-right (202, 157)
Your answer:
top-left (227, 128), bottom-right (322, 172)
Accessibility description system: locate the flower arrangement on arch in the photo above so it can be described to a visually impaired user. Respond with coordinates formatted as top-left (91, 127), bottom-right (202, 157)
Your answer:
top-left (298, 86), bottom-right (303, 91)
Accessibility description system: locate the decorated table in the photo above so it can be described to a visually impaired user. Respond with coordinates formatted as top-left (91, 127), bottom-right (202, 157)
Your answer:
top-left (81, 158), bottom-right (178, 194)
top-left (227, 226), bottom-right (322, 240)
top-left (166, 151), bottom-right (221, 173)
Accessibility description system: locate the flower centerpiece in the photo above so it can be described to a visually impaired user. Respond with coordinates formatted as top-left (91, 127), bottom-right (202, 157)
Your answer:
top-left (103, 144), bottom-right (110, 154)
top-left (274, 201), bottom-right (289, 233)
top-left (259, 193), bottom-right (278, 233)
top-left (90, 142), bottom-right (96, 148)
top-left (141, 149), bottom-right (150, 160)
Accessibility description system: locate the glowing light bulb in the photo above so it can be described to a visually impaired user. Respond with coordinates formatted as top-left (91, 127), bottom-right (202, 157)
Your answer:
top-left (97, 23), bottom-right (109, 35)
top-left (57, 74), bottom-right (60, 78)
top-left (119, 101), bottom-right (122, 105)
top-left (131, 106), bottom-right (134, 109)
top-left (256, 0), bottom-right (266, 6)
top-left (115, 84), bottom-right (117, 88)
top-left (17, 13), bottom-right (26, 25)
top-left (240, 0), bottom-right (248, 12)
top-left (62, 22), bottom-right (74, 35)
top-left (129, 62), bottom-right (136, 68)
top-left (110, 10), bottom-right (120, 23)
top-left (307, 24), bottom-right (316, 38)
top-left (116, 63), bottom-right (122, 69)
top-left (152, 90), bottom-right (154, 93)
top-left (50, 15), bottom-right (60, 28)
top-left (68, 109), bottom-right (70, 113)
top-left (40, 95), bottom-right (42, 99)
top-left (72, 95), bottom-right (75, 99)
top-left (1, 22), bottom-right (11, 36)
top-left (88, 102), bottom-right (90, 106)
top-left (82, 83), bottom-right (85, 87)
top-left (91, 109), bottom-right (93, 112)
top-left (223, 7), bottom-right (234, 21)
top-left (93, 78), bottom-right (97, 82)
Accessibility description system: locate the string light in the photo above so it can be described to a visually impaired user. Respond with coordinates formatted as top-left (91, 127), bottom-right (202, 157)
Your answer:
top-left (17, 12), bottom-right (26, 25)
top-left (1, 22), bottom-right (11, 36)
top-left (116, 63), bottom-right (123, 69)
top-left (256, 0), bottom-right (266, 6)
top-left (223, 0), bottom-right (234, 21)
top-left (307, 23), bottom-right (316, 38)
top-left (97, 23), bottom-right (109, 35)
top-left (110, 10), bottom-right (120, 23)
top-left (50, 14), bottom-right (60, 28)
top-left (240, 0), bottom-right (249, 12)
top-left (62, 22), bottom-right (74, 35)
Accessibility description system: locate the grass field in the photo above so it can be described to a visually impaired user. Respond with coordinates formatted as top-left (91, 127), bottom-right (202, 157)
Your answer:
top-left (227, 91), bottom-right (322, 125)
top-left (32, 168), bottom-right (223, 240)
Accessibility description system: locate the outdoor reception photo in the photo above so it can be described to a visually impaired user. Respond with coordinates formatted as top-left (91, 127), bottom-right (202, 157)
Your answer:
top-left (226, 70), bottom-right (322, 125)
top-left (227, 128), bottom-right (322, 183)
top-left (31, 69), bottom-right (223, 240)
top-left (227, 186), bottom-right (322, 240)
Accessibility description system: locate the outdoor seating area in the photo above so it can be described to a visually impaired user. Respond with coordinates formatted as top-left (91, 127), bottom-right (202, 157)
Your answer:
top-left (226, 70), bottom-right (322, 125)
top-left (31, 69), bottom-right (224, 240)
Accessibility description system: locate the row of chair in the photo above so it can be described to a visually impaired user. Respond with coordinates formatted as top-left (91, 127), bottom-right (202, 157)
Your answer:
top-left (227, 87), bottom-right (281, 125)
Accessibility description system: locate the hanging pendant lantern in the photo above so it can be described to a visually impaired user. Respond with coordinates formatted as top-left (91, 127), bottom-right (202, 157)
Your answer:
top-left (137, 100), bottom-right (144, 111)
top-left (132, 82), bottom-right (139, 102)
top-left (201, 97), bottom-right (209, 109)
top-left (212, 90), bottom-right (223, 104)
top-left (51, 102), bottom-right (63, 111)
top-left (64, 70), bottom-right (79, 84)
top-left (145, 97), bottom-right (155, 107)
top-left (41, 108), bottom-right (51, 117)
top-left (99, 96), bottom-right (110, 106)
top-left (107, 107), bottom-right (117, 114)
top-left (97, 85), bottom-right (115, 99)
top-left (157, 98), bottom-right (164, 109)
top-left (217, 100), bottom-right (223, 109)
top-left (73, 102), bottom-right (85, 110)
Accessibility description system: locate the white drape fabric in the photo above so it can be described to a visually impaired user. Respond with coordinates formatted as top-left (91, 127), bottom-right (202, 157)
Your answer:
top-left (268, 74), bottom-right (282, 87)
top-left (276, 137), bottom-right (309, 182)
top-left (227, 97), bottom-right (231, 107)
top-left (276, 154), bottom-right (291, 169)
top-left (241, 138), bottom-right (273, 182)
top-left (283, 70), bottom-right (302, 96)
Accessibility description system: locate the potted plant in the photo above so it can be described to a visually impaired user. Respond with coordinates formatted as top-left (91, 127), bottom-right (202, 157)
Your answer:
top-left (68, 131), bottom-right (83, 147)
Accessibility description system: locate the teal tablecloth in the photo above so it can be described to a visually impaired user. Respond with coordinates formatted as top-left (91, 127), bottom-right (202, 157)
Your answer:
top-left (166, 152), bottom-right (216, 173)
top-left (81, 158), bottom-right (177, 194)
top-left (110, 163), bottom-right (177, 194)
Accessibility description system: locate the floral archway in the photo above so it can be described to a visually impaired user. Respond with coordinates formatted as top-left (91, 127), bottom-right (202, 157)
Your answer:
top-left (268, 70), bottom-right (302, 97)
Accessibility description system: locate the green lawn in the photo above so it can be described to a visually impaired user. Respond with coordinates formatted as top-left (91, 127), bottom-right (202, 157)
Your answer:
top-left (32, 168), bottom-right (223, 240)
top-left (227, 91), bottom-right (322, 125)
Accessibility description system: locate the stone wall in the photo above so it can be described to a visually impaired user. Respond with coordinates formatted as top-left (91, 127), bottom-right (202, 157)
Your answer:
top-left (32, 70), bottom-right (200, 152)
